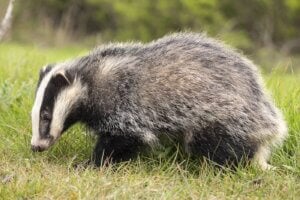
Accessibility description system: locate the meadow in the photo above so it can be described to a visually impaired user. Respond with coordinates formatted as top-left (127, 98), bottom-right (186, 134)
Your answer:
top-left (0, 43), bottom-right (299, 199)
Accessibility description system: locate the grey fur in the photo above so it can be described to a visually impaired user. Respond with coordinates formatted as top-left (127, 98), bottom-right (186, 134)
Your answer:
top-left (32, 32), bottom-right (288, 169)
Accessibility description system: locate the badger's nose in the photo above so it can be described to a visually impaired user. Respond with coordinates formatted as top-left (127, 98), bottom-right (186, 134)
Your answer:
top-left (31, 145), bottom-right (45, 152)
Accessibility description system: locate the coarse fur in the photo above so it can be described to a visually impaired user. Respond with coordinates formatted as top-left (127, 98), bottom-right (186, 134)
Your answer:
top-left (31, 32), bottom-right (288, 170)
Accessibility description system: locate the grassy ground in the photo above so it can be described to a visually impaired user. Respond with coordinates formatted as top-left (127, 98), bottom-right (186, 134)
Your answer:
top-left (0, 43), bottom-right (299, 199)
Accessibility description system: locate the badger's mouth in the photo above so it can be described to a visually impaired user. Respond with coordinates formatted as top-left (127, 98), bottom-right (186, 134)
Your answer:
top-left (31, 135), bottom-right (55, 152)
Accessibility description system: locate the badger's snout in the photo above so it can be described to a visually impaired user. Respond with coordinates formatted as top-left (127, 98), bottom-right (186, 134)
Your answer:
top-left (30, 136), bottom-right (54, 152)
top-left (31, 145), bottom-right (46, 152)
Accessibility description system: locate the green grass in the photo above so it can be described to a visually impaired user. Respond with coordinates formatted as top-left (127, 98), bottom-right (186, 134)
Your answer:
top-left (0, 43), bottom-right (299, 199)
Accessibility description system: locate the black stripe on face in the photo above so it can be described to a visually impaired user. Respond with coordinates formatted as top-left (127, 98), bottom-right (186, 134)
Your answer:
top-left (39, 72), bottom-right (72, 139)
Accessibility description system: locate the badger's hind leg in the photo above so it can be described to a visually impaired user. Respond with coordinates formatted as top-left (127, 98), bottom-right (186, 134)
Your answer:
top-left (251, 100), bottom-right (289, 170)
top-left (184, 122), bottom-right (259, 167)
top-left (253, 117), bottom-right (288, 170)
top-left (252, 144), bottom-right (274, 170)
top-left (92, 133), bottom-right (145, 166)
top-left (252, 129), bottom-right (288, 170)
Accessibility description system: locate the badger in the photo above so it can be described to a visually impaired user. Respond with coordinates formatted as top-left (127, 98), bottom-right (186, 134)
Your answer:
top-left (31, 32), bottom-right (287, 170)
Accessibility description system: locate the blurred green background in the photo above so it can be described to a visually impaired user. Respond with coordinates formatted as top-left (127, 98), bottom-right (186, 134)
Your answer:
top-left (1, 0), bottom-right (300, 72)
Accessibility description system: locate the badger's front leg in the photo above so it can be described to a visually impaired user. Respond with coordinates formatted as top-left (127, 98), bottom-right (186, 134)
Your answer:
top-left (91, 133), bottom-right (145, 166)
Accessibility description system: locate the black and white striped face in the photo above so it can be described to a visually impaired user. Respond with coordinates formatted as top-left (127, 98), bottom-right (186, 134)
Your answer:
top-left (31, 63), bottom-right (85, 152)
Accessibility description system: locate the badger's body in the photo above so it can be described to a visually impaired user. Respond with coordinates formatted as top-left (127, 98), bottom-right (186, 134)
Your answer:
top-left (31, 33), bottom-right (287, 169)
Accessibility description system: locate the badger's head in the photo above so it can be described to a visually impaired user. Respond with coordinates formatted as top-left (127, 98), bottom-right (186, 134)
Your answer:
top-left (31, 63), bottom-right (86, 152)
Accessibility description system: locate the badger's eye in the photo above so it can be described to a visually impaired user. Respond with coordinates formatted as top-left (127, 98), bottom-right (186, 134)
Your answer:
top-left (41, 110), bottom-right (51, 121)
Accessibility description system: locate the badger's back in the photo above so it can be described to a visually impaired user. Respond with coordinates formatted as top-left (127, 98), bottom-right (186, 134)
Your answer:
top-left (79, 32), bottom-right (287, 168)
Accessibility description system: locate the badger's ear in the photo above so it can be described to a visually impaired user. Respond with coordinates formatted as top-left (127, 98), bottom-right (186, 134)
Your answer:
top-left (39, 64), bottom-right (53, 79)
top-left (52, 70), bottom-right (72, 87)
